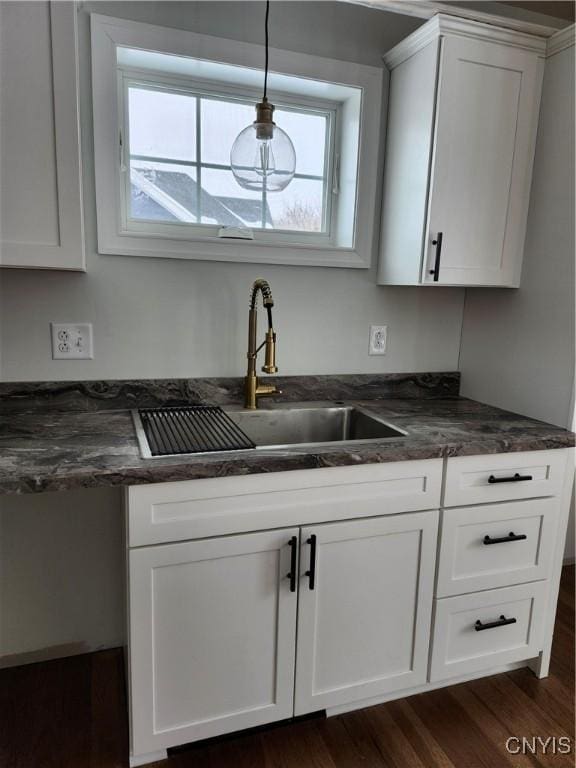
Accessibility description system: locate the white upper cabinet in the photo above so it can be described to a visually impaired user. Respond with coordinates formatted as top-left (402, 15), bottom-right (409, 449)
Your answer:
top-left (0, 1), bottom-right (84, 270)
top-left (378, 15), bottom-right (545, 287)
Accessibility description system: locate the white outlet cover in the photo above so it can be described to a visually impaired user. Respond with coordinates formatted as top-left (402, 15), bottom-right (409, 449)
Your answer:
top-left (369, 325), bottom-right (387, 356)
top-left (51, 323), bottom-right (94, 360)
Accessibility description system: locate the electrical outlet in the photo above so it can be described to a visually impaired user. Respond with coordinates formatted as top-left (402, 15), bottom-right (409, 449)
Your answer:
top-left (51, 323), bottom-right (94, 360)
top-left (368, 325), bottom-right (387, 356)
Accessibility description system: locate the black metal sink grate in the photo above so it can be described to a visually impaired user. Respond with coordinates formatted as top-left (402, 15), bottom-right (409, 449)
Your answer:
top-left (138, 406), bottom-right (255, 456)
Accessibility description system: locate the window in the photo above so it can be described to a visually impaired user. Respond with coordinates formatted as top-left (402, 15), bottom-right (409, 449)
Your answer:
top-left (92, 15), bottom-right (383, 268)
top-left (125, 83), bottom-right (334, 237)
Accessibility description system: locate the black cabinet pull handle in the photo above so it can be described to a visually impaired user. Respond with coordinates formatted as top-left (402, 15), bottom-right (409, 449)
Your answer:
top-left (483, 531), bottom-right (527, 545)
top-left (429, 232), bottom-right (442, 282)
top-left (475, 615), bottom-right (517, 632)
top-left (286, 536), bottom-right (298, 593)
top-left (305, 534), bottom-right (317, 591)
top-left (488, 473), bottom-right (533, 484)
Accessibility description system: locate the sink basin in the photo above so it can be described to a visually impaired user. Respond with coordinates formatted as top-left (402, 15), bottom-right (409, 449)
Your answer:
top-left (133, 404), bottom-right (407, 458)
top-left (225, 405), bottom-right (406, 449)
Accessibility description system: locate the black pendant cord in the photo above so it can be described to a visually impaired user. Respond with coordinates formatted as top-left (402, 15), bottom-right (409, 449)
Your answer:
top-left (263, 0), bottom-right (270, 100)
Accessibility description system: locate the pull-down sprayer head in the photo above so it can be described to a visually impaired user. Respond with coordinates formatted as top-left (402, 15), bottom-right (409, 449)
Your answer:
top-left (249, 278), bottom-right (274, 310)
top-left (244, 279), bottom-right (280, 407)
top-left (249, 278), bottom-right (277, 373)
top-left (249, 278), bottom-right (275, 334)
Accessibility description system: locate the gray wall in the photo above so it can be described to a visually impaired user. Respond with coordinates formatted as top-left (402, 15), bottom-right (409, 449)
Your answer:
top-left (0, 2), bottom-right (466, 383)
top-left (0, 488), bottom-right (124, 665)
top-left (460, 42), bottom-right (575, 559)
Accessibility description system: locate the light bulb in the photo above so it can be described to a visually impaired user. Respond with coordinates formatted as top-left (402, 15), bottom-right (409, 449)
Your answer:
top-left (255, 140), bottom-right (276, 177)
top-left (230, 101), bottom-right (296, 192)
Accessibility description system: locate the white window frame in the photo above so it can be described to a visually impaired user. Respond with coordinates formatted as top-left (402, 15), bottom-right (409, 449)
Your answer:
top-left (91, 13), bottom-right (384, 269)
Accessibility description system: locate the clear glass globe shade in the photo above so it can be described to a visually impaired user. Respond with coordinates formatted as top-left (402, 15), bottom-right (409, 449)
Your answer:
top-left (230, 122), bottom-right (296, 192)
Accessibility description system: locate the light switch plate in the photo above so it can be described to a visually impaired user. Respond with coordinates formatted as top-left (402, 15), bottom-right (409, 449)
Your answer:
top-left (51, 323), bottom-right (94, 359)
top-left (368, 325), bottom-right (387, 355)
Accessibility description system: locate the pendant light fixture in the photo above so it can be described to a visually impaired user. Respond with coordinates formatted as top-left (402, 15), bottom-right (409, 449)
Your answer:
top-left (230, 0), bottom-right (296, 192)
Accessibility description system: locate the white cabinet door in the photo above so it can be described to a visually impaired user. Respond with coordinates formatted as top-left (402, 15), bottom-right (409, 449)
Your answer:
top-left (294, 510), bottom-right (438, 714)
top-left (0, 1), bottom-right (84, 270)
top-left (424, 36), bottom-right (542, 286)
top-left (129, 528), bottom-right (298, 755)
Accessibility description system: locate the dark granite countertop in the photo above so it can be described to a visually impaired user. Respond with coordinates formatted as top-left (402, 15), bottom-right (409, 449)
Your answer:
top-left (0, 373), bottom-right (573, 495)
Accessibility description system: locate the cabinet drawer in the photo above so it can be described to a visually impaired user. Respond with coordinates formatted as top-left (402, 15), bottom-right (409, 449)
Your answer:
top-left (430, 582), bottom-right (547, 682)
top-left (444, 450), bottom-right (568, 507)
top-left (127, 459), bottom-right (442, 546)
top-left (436, 499), bottom-right (558, 596)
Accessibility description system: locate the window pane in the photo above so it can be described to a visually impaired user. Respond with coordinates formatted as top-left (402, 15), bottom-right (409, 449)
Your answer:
top-left (200, 167), bottom-right (263, 227)
top-left (128, 87), bottom-right (196, 162)
top-left (126, 85), bottom-right (331, 234)
top-left (266, 179), bottom-right (324, 232)
top-left (130, 159), bottom-right (198, 222)
top-left (274, 109), bottom-right (328, 177)
top-left (200, 98), bottom-right (255, 166)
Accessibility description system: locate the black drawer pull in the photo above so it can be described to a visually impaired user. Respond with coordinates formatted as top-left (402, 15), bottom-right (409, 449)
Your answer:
top-left (305, 534), bottom-right (317, 591)
top-left (483, 531), bottom-right (527, 545)
top-left (286, 536), bottom-right (298, 593)
top-left (488, 473), bottom-right (533, 484)
top-left (475, 615), bottom-right (517, 632)
top-left (429, 232), bottom-right (443, 282)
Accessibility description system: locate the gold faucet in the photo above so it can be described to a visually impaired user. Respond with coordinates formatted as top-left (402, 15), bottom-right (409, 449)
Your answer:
top-left (244, 279), bottom-right (281, 409)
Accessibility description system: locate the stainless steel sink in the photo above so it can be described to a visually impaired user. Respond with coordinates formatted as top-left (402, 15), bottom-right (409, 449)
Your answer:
top-left (133, 403), bottom-right (407, 458)
top-left (225, 405), bottom-right (406, 450)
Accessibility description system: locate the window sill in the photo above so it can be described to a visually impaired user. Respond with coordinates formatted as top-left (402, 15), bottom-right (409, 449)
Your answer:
top-left (98, 230), bottom-right (370, 269)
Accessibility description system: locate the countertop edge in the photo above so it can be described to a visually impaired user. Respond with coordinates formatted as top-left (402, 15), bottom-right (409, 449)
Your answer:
top-left (1, 433), bottom-right (573, 496)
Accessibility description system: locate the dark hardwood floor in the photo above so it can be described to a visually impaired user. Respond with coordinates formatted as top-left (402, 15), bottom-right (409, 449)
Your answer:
top-left (1, 566), bottom-right (573, 768)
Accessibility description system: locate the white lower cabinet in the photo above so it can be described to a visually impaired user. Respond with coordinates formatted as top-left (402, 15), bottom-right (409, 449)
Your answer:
top-left (294, 511), bottom-right (437, 714)
top-left (128, 508), bottom-right (439, 759)
top-left (126, 448), bottom-right (573, 765)
top-left (129, 529), bottom-right (299, 755)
